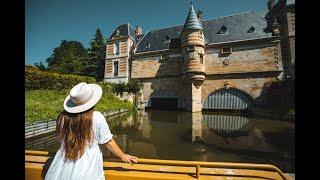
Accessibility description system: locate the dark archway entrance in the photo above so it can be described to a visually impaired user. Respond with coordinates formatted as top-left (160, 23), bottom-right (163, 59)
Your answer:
top-left (146, 90), bottom-right (185, 111)
top-left (150, 98), bottom-right (178, 110)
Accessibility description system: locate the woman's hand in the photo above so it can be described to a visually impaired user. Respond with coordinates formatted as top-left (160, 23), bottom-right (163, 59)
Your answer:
top-left (105, 139), bottom-right (138, 164)
top-left (121, 154), bottom-right (138, 164)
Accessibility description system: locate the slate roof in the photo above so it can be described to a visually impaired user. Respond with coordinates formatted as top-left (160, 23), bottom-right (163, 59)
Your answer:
top-left (274, 0), bottom-right (295, 6)
top-left (135, 11), bottom-right (273, 54)
top-left (135, 34), bottom-right (145, 43)
top-left (286, 0), bottom-right (295, 6)
top-left (109, 23), bottom-right (136, 40)
top-left (182, 4), bottom-right (203, 31)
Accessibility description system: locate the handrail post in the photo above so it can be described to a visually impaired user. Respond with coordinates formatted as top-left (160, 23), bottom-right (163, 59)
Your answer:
top-left (196, 164), bottom-right (200, 179)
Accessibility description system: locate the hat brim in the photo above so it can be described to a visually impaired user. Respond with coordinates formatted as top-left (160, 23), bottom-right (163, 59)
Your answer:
top-left (63, 84), bottom-right (102, 113)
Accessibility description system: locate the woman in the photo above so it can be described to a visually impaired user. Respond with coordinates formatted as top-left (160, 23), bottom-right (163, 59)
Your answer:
top-left (45, 82), bottom-right (137, 180)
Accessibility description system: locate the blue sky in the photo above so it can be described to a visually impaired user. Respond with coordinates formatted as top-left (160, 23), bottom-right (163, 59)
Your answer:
top-left (26, 0), bottom-right (268, 65)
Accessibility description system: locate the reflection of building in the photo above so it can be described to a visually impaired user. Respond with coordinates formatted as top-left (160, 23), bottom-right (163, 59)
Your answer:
top-left (200, 114), bottom-right (276, 153)
top-left (202, 114), bottom-right (251, 137)
top-left (104, 1), bottom-right (295, 112)
top-left (191, 112), bottom-right (203, 142)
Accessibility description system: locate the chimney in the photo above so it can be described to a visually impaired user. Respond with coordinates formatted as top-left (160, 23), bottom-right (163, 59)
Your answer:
top-left (268, 0), bottom-right (275, 10)
top-left (135, 26), bottom-right (142, 36)
top-left (197, 10), bottom-right (203, 21)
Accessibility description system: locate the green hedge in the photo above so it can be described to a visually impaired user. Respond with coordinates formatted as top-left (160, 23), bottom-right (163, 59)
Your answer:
top-left (25, 89), bottom-right (133, 123)
top-left (25, 66), bottom-right (96, 90)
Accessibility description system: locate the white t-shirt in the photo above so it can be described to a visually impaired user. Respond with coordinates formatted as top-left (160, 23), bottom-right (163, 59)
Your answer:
top-left (45, 111), bottom-right (113, 180)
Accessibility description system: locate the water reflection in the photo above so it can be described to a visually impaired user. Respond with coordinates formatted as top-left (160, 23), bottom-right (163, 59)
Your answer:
top-left (25, 110), bottom-right (295, 172)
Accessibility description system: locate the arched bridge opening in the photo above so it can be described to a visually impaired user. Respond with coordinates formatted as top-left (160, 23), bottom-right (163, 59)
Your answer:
top-left (146, 90), bottom-right (185, 111)
top-left (202, 88), bottom-right (253, 112)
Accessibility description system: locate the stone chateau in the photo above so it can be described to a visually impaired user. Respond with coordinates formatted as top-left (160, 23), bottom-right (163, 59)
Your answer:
top-left (103, 0), bottom-right (295, 112)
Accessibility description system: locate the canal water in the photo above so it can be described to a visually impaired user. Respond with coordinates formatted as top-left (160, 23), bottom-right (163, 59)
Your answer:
top-left (25, 110), bottom-right (295, 173)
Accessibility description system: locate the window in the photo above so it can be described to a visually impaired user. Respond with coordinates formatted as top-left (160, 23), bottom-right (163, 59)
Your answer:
top-left (145, 43), bottom-right (151, 49)
top-left (199, 31), bottom-right (204, 38)
top-left (220, 47), bottom-right (232, 54)
top-left (114, 42), bottom-right (120, 55)
top-left (200, 54), bottom-right (204, 64)
top-left (162, 35), bottom-right (171, 43)
top-left (113, 61), bottom-right (119, 77)
top-left (217, 26), bottom-right (228, 34)
top-left (247, 26), bottom-right (256, 33)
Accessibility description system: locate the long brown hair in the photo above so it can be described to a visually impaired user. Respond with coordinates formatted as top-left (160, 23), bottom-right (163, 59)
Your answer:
top-left (56, 107), bottom-right (94, 161)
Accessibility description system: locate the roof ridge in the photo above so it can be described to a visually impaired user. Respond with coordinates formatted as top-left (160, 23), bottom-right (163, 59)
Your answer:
top-left (203, 10), bottom-right (267, 22)
top-left (143, 10), bottom-right (267, 33)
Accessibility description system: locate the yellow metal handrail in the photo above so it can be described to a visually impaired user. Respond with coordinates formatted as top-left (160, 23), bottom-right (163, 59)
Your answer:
top-left (25, 150), bottom-right (49, 156)
top-left (124, 158), bottom-right (289, 180)
top-left (25, 150), bottom-right (289, 180)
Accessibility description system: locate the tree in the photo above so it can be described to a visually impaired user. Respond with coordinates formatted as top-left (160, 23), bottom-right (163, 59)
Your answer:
top-left (34, 61), bottom-right (46, 71)
top-left (127, 79), bottom-right (143, 95)
top-left (127, 79), bottom-right (143, 107)
top-left (88, 28), bottom-right (106, 81)
top-left (46, 40), bottom-right (90, 76)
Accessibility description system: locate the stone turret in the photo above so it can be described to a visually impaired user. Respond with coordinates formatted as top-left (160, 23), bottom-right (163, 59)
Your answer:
top-left (181, 3), bottom-right (206, 88)
top-left (181, 4), bottom-right (206, 112)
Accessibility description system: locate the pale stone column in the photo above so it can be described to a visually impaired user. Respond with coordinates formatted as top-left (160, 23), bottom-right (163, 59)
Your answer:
top-left (191, 82), bottom-right (202, 112)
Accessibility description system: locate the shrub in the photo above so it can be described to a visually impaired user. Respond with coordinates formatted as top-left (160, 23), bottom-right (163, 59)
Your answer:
top-left (25, 89), bottom-right (133, 123)
top-left (112, 83), bottom-right (127, 96)
top-left (25, 66), bottom-right (96, 90)
top-left (127, 78), bottom-right (143, 95)
top-left (111, 79), bottom-right (142, 96)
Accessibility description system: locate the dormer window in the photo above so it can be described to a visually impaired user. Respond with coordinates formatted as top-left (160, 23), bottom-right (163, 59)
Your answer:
top-left (217, 26), bottom-right (228, 34)
top-left (145, 43), bottom-right (151, 49)
top-left (247, 26), bottom-right (256, 33)
top-left (116, 29), bottom-right (120, 36)
top-left (162, 35), bottom-right (171, 43)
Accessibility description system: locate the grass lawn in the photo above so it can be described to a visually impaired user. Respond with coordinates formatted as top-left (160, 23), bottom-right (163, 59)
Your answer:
top-left (25, 89), bottom-right (133, 123)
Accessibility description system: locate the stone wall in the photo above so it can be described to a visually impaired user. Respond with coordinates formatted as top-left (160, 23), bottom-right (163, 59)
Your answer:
top-left (201, 75), bottom-right (278, 105)
top-left (139, 77), bottom-right (189, 109)
top-left (132, 40), bottom-right (282, 111)
top-left (132, 55), bottom-right (182, 78)
top-left (205, 42), bottom-right (281, 75)
top-left (116, 92), bottom-right (134, 103)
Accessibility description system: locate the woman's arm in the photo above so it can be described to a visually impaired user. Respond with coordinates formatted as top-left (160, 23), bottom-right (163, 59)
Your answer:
top-left (106, 139), bottom-right (137, 164)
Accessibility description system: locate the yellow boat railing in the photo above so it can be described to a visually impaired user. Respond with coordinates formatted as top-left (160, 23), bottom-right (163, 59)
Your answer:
top-left (134, 158), bottom-right (289, 180)
top-left (26, 150), bottom-right (291, 180)
top-left (25, 150), bottom-right (49, 156)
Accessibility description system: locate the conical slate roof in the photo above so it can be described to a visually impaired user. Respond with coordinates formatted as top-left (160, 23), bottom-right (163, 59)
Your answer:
top-left (182, 4), bottom-right (203, 31)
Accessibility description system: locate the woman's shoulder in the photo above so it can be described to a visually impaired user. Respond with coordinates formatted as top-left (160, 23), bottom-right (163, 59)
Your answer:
top-left (93, 111), bottom-right (105, 122)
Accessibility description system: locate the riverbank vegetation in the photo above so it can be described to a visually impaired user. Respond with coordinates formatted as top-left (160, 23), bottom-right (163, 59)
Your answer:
top-left (25, 66), bottom-right (136, 123)
top-left (25, 89), bottom-right (132, 123)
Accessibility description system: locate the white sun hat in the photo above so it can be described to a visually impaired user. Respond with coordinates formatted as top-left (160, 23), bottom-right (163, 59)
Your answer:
top-left (63, 82), bottom-right (102, 113)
